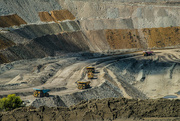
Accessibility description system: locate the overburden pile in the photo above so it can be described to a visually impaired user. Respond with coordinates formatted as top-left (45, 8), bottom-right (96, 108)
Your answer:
top-left (0, 98), bottom-right (180, 121)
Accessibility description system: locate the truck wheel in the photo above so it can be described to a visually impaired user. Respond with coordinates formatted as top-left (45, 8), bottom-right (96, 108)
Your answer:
top-left (33, 91), bottom-right (38, 97)
top-left (78, 85), bottom-right (82, 89)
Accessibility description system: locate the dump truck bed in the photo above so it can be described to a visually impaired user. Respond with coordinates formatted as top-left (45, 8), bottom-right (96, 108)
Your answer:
top-left (33, 88), bottom-right (50, 93)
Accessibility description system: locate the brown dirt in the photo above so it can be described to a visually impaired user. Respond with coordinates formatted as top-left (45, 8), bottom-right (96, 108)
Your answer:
top-left (0, 98), bottom-right (179, 121)
top-left (105, 29), bottom-right (142, 49)
top-left (0, 14), bottom-right (27, 28)
top-left (51, 9), bottom-right (75, 22)
top-left (38, 12), bottom-right (54, 22)
top-left (142, 26), bottom-right (180, 48)
top-left (105, 26), bottom-right (180, 49)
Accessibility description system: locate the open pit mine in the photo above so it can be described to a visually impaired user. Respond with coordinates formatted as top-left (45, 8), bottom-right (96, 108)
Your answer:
top-left (0, 0), bottom-right (180, 120)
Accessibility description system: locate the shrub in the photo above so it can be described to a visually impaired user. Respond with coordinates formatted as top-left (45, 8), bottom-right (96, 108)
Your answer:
top-left (0, 94), bottom-right (22, 111)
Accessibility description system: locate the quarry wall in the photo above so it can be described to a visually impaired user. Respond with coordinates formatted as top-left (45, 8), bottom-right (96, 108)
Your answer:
top-left (0, 0), bottom-right (179, 63)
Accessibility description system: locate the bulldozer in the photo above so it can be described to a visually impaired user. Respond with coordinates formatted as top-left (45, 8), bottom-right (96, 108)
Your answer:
top-left (143, 51), bottom-right (153, 56)
top-left (77, 80), bottom-right (90, 89)
top-left (86, 67), bottom-right (95, 73)
top-left (33, 88), bottom-right (50, 97)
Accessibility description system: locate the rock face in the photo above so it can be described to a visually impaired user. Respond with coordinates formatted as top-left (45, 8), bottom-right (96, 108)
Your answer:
top-left (0, 0), bottom-right (179, 64)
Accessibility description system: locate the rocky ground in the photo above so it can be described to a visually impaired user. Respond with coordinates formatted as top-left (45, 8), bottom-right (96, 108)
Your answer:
top-left (0, 97), bottom-right (180, 121)
top-left (0, 49), bottom-right (179, 108)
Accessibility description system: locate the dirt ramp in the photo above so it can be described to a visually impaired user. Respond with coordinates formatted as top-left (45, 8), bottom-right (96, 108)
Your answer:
top-left (0, 14), bottom-right (27, 27)
top-left (51, 9), bottom-right (75, 21)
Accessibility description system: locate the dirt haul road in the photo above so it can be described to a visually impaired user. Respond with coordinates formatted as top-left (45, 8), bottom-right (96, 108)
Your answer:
top-left (0, 49), bottom-right (180, 107)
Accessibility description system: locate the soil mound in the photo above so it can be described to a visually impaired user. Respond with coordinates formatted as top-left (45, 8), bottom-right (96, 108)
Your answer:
top-left (0, 98), bottom-right (179, 121)
top-left (0, 14), bottom-right (27, 28)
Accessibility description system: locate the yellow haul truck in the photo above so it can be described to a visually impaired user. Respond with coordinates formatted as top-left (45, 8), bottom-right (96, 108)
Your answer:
top-left (86, 67), bottom-right (95, 73)
top-left (77, 81), bottom-right (90, 89)
top-left (88, 72), bottom-right (94, 79)
top-left (86, 67), bottom-right (95, 79)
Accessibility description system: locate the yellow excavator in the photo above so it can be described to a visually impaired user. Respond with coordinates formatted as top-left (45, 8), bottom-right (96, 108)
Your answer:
top-left (77, 81), bottom-right (90, 89)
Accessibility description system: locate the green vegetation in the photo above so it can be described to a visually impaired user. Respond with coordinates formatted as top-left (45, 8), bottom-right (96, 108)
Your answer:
top-left (0, 94), bottom-right (22, 111)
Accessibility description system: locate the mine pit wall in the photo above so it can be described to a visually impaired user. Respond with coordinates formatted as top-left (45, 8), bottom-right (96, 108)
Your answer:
top-left (0, 0), bottom-right (180, 64)
top-left (58, 0), bottom-right (180, 50)
top-left (0, 14), bottom-right (27, 28)
top-left (0, 0), bottom-right (61, 23)
top-left (105, 26), bottom-right (180, 50)
top-left (0, 31), bottom-right (90, 64)
top-left (39, 10), bottom-right (75, 22)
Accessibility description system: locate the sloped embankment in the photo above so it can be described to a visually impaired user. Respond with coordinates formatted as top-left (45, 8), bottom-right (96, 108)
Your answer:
top-left (0, 0), bottom-right (61, 23)
top-left (39, 9), bottom-right (75, 22)
top-left (0, 14), bottom-right (27, 28)
top-left (0, 0), bottom-right (180, 65)
top-left (105, 26), bottom-right (180, 49)
top-left (0, 35), bottom-right (15, 50)
top-left (0, 98), bottom-right (179, 121)
top-left (0, 31), bottom-right (89, 63)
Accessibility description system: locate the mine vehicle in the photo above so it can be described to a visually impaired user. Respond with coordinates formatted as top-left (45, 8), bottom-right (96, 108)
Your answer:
top-left (33, 88), bottom-right (50, 97)
top-left (88, 72), bottom-right (94, 79)
top-left (86, 66), bottom-right (95, 79)
top-left (86, 67), bottom-right (95, 73)
top-left (77, 80), bottom-right (90, 89)
top-left (143, 51), bottom-right (153, 56)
